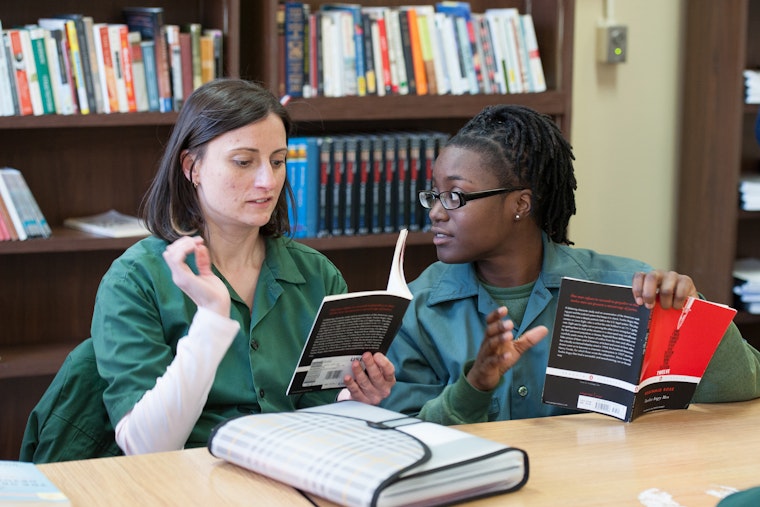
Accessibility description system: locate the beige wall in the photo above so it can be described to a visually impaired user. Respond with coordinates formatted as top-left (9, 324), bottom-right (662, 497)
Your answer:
top-left (570, 0), bottom-right (683, 269)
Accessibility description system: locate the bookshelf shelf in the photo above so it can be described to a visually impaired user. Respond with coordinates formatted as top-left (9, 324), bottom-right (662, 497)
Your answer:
top-left (0, 0), bottom-right (575, 460)
top-left (0, 112), bottom-right (180, 129)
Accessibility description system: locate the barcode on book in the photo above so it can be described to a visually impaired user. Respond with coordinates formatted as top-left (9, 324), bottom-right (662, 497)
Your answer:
top-left (577, 395), bottom-right (627, 419)
top-left (302, 355), bottom-right (361, 388)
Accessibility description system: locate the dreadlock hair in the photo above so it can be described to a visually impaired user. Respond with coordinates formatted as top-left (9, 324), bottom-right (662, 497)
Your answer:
top-left (445, 104), bottom-right (577, 245)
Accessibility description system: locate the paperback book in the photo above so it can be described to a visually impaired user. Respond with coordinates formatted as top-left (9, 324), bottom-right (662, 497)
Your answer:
top-left (287, 229), bottom-right (412, 394)
top-left (542, 277), bottom-right (737, 421)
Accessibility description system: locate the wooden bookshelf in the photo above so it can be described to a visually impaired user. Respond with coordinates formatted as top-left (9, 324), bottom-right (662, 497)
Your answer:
top-left (676, 0), bottom-right (760, 350)
top-left (0, 0), bottom-right (575, 459)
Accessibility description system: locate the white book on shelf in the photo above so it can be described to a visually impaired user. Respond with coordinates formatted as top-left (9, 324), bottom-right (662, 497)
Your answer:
top-left (0, 20), bottom-right (16, 116)
top-left (63, 209), bottom-right (150, 238)
top-left (520, 13), bottom-right (546, 92)
top-left (0, 167), bottom-right (53, 240)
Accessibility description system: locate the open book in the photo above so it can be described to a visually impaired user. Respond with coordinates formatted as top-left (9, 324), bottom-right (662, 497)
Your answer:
top-left (207, 401), bottom-right (528, 507)
top-left (287, 229), bottom-right (412, 394)
top-left (542, 277), bottom-right (737, 422)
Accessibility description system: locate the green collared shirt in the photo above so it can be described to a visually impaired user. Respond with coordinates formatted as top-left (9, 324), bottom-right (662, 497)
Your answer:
top-left (91, 235), bottom-right (347, 448)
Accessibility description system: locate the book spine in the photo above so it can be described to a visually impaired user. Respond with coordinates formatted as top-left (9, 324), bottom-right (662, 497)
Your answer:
top-left (48, 23), bottom-right (78, 114)
top-left (415, 10), bottom-right (438, 95)
top-left (383, 136), bottom-right (396, 232)
top-left (285, 2), bottom-right (306, 98)
top-left (140, 40), bottom-right (160, 111)
top-left (361, 13), bottom-right (376, 95)
top-left (396, 9), bottom-right (416, 95)
top-left (67, 15), bottom-right (99, 113)
top-left (6, 30), bottom-right (34, 116)
top-left (18, 29), bottom-right (44, 116)
top-left (0, 169), bottom-right (31, 239)
top-left (41, 29), bottom-right (66, 114)
top-left (82, 16), bottom-right (104, 113)
top-left (93, 24), bottom-right (117, 113)
top-left (386, 9), bottom-right (408, 95)
top-left (357, 136), bottom-right (370, 234)
top-left (63, 20), bottom-right (90, 114)
top-left (163, 24), bottom-right (183, 111)
top-left (27, 29), bottom-right (57, 115)
top-left (0, 188), bottom-right (19, 240)
top-left (370, 135), bottom-right (383, 233)
top-left (106, 25), bottom-right (128, 112)
top-left (0, 20), bottom-right (14, 116)
top-left (116, 24), bottom-right (138, 112)
top-left (374, 14), bottom-right (392, 95)
top-left (396, 134), bottom-right (409, 230)
top-left (404, 9), bottom-right (428, 96)
top-left (521, 14), bottom-right (546, 92)
top-left (202, 28), bottom-right (223, 79)
top-left (179, 31), bottom-right (193, 102)
top-left (1, 31), bottom-right (20, 115)
top-left (407, 133), bottom-right (421, 231)
top-left (344, 137), bottom-right (358, 235)
top-left (183, 23), bottom-right (203, 90)
top-left (199, 34), bottom-right (215, 85)
top-left (128, 32), bottom-right (150, 112)
top-left (303, 137), bottom-right (320, 237)
top-left (318, 137), bottom-right (332, 237)
top-left (331, 137), bottom-right (345, 235)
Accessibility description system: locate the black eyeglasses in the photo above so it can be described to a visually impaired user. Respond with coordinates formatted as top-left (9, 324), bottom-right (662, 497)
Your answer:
top-left (418, 187), bottom-right (526, 210)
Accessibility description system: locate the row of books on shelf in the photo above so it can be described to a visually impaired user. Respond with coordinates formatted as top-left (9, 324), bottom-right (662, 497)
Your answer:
top-left (0, 167), bottom-right (51, 241)
top-left (739, 174), bottom-right (760, 211)
top-left (0, 7), bottom-right (223, 117)
top-left (287, 130), bottom-right (449, 238)
top-left (734, 258), bottom-right (760, 314)
top-left (279, 1), bottom-right (546, 99)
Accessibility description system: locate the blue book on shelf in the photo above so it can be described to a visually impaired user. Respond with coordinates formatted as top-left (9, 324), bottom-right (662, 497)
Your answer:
top-left (287, 137), bottom-right (320, 238)
top-left (140, 39), bottom-right (160, 111)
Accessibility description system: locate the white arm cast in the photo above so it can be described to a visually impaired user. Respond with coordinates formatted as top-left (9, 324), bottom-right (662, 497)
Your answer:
top-left (114, 307), bottom-right (240, 455)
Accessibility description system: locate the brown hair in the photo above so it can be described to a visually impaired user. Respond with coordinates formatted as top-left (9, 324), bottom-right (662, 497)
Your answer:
top-left (140, 78), bottom-right (294, 241)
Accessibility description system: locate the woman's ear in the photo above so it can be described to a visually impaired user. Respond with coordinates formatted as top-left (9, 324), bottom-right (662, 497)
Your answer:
top-left (180, 150), bottom-right (195, 184)
top-left (515, 189), bottom-right (533, 218)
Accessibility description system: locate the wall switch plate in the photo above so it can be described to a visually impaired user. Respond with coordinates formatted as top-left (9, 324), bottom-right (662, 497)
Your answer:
top-left (597, 24), bottom-right (628, 63)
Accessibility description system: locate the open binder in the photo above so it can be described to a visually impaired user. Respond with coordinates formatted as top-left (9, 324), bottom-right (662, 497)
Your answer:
top-left (207, 401), bottom-right (528, 507)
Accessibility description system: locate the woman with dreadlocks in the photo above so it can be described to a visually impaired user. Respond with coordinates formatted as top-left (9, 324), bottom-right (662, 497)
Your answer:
top-left (380, 104), bottom-right (760, 424)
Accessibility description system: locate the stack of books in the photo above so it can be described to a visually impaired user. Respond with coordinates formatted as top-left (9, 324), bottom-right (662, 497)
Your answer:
top-left (744, 69), bottom-right (760, 104)
top-left (739, 175), bottom-right (760, 211)
top-left (0, 7), bottom-right (223, 117)
top-left (734, 258), bottom-right (760, 314)
top-left (279, 1), bottom-right (547, 99)
top-left (0, 167), bottom-right (51, 241)
top-left (286, 131), bottom-right (448, 239)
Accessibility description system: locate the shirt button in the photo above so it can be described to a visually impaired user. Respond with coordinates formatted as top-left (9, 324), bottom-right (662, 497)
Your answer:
top-left (250, 340), bottom-right (259, 351)
top-left (258, 388), bottom-right (265, 398)
top-left (517, 385), bottom-right (529, 397)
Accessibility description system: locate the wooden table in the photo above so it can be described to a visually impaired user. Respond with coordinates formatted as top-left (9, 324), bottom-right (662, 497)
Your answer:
top-left (39, 400), bottom-right (760, 506)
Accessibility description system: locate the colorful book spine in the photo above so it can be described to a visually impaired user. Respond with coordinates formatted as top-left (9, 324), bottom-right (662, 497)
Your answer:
top-left (123, 6), bottom-right (173, 112)
top-left (128, 31), bottom-right (150, 112)
top-left (140, 39), bottom-right (160, 111)
top-left (6, 29), bottom-right (34, 116)
top-left (26, 28), bottom-right (56, 115)
top-left (284, 2), bottom-right (306, 98)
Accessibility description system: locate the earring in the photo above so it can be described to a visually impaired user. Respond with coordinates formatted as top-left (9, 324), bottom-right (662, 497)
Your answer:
top-left (193, 181), bottom-right (198, 188)
top-left (515, 214), bottom-right (520, 220)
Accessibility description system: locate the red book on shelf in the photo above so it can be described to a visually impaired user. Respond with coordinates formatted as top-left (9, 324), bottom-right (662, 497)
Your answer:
top-left (6, 29), bottom-right (34, 116)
